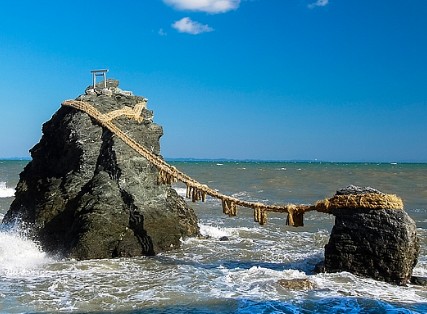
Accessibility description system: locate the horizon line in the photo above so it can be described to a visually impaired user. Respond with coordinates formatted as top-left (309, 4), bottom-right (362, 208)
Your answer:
top-left (1, 156), bottom-right (426, 164)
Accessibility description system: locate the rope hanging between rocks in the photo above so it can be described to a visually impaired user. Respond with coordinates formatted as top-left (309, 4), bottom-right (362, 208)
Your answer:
top-left (61, 100), bottom-right (404, 227)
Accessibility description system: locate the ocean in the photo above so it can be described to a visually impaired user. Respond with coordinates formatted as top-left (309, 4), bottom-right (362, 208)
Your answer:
top-left (0, 160), bottom-right (426, 313)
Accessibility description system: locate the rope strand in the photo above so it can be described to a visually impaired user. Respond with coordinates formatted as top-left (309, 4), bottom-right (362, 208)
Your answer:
top-left (61, 100), bottom-right (403, 226)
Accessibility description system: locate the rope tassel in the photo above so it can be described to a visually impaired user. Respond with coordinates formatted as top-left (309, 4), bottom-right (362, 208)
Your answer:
top-left (286, 205), bottom-right (304, 227)
top-left (229, 201), bottom-right (237, 216)
top-left (222, 200), bottom-right (237, 216)
top-left (222, 200), bottom-right (229, 215)
top-left (259, 209), bottom-right (267, 225)
top-left (157, 169), bottom-right (177, 185)
top-left (192, 187), bottom-right (199, 202)
top-left (254, 206), bottom-right (261, 223)
top-left (186, 184), bottom-right (191, 199)
top-left (185, 184), bottom-right (207, 203)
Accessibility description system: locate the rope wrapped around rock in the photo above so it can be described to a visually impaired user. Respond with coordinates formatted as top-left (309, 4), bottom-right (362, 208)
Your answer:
top-left (61, 100), bottom-right (404, 227)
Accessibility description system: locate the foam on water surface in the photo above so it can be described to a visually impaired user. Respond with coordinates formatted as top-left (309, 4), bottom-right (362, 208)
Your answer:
top-left (0, 220), bottom-right (425, 313)
top-left (199, 223), bottom-right (234, 239)
top-left (0, 229), bottom-right (53, 277)
top-left (0, 161), bottom-right (426, 313)
top-left (0, 181), bottom-right (15, 198)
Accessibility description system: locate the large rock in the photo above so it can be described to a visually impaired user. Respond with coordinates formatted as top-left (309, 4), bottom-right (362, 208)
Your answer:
top-left (3, 79), bottom-right (199, 259)
top-left (323, 186), bottom-right (419, 285)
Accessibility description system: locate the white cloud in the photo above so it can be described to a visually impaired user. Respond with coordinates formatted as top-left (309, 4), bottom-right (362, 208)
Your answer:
top-left (164, 0), bottom-right (240, 14)
top-left (308, 0), bottom-right (329, 9)
top-left (172, 17), bottom-right (214, 35)
top-left (158, 28), bottom-right (167, 36)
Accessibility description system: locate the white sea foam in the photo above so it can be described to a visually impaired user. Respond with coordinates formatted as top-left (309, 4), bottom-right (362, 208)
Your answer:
top-left (0, 229), bottom-right (52, 277)
top-left (172, 185), bottom-right (220, 204)
top-left (0, 162), bottom-right (425, 313)
top-left (173, 186), bottom-right (187, 197)
top-left (199, 223), bottom-right (233, 239)
top-left (314, 271), bottom-right (427, 304)
top-left (0, 181), bottom-right (15, 198)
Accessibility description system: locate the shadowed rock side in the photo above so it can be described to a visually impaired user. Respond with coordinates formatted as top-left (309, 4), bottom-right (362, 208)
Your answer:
top-left (3, 79), bottom-right (199, 259)
top-left (322, 186), bottom-right (419, 285)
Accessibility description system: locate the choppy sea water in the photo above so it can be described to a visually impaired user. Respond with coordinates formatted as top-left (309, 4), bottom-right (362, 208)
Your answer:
top-left (0, 160), bottom-right (426, 313)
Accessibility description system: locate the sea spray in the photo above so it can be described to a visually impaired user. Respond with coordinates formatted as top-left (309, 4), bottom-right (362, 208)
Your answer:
top-left (0, 181), bottom-right (15, 198)
top-left (0, 224), bottom-right (52, 277)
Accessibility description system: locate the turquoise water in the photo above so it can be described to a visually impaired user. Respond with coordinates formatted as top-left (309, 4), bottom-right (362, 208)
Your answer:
top-left (0, 160), bottom-right (426, 313)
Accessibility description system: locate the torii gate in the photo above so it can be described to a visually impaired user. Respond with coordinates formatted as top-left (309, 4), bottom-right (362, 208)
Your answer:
top-left (91, 69), bottom-right (108, 89)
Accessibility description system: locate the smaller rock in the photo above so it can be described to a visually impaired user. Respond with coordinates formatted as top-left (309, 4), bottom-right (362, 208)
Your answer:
top-left (97, 79), bottom-right (119, 89)
top-left (219, 236), bottom-right (229, 241)
top-left (411, 276), bottom-right (427, 286)
top-left (113, 87), bottom-right (134, 96)
top-left (101, 88), bottom-right (113, 96)
top-left (85, 88), bottom-right (96, 95)
top-left (314, 261), bottom-right (325, 273)
top-left (278, 278), bottom-right (316, 290)
top-left (324, 185), bottom-right (419, 285)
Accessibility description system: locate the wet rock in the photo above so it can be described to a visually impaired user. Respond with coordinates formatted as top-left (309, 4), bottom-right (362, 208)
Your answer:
top-left (314, 261), bottom-right (325, 274)
top-left (411, 276), bottom-right (427, 286)
top-left (324, 186), bottom-right (419, 285)
top-left (219, 236), bottom-right (229, 241)
top-left (278, 278), bottom-right (316, 290)
top-left (3, 79), bottom-right (199, 260)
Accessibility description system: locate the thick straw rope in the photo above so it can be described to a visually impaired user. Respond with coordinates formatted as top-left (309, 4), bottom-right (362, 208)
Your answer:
top-left (61, 100), bottom-right (403, 226)
top-left (99, 101), bottom-right (147, 123)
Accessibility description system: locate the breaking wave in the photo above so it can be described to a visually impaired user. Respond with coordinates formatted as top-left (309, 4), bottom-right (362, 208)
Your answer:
top-left (0, 181), bottom-right (15, 198)
top-left (0, 227), bottom-right (52, 277)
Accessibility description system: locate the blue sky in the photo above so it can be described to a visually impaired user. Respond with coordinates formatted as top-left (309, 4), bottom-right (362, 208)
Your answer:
top-left (0, 0), bottom-right (426, 162)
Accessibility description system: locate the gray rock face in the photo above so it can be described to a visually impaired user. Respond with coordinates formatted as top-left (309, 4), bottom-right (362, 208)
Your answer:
top-left (324, 187), bottom-right (419, 285)
top-left (3, 80), bottom-right (199, 259)
top-left (335, 184), bottom-right (383, 195)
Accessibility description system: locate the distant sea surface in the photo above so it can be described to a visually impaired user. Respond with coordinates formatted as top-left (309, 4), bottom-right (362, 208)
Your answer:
top-left (0, 160), bottom-right (426, 313)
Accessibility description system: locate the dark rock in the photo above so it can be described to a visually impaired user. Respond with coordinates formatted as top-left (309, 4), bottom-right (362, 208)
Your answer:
top-left (2, 80), bottom-right (199, 260)
top-left (219, 236), bottom-right (229, 241)
top-left (411, 276), bottom-right (427, 286)
top-left (324, 186), bottom-right (419, 285)
top-left (314, 261), bottom-right (325, 274)
top-left (278, 278), bottom-right (316, 290)
top-left (336, 185), bottom-right (382, 195)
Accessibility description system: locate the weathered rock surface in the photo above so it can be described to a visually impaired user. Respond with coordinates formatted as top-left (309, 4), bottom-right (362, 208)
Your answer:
top-left (323, 186), bottom-right (419, 285)
top-left (3, 79), bottom-right (199, 259)
top-left (278, 278), bottom-right (316, 290)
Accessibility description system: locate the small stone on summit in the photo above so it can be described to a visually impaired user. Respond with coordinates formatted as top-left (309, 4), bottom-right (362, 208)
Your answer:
top-left (98, 78), bottom-right (119, 89)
